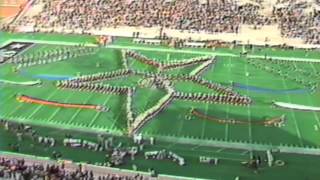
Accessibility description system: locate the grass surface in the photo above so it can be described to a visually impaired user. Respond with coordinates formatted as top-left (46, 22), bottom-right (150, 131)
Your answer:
top-left (1, 31), bottom-right (320, 179)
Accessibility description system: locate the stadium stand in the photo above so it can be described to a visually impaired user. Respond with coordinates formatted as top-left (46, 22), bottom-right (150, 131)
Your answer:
top-left (0, 157), bottom-right (147, 180)
top-left (5, 0), bottom-right (320, 46)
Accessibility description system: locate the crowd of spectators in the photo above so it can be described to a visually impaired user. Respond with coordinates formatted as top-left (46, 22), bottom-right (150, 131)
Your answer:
top-left (274, 0), bottom-right (320, 44)
top-left (0, 157), bottom-right (146, 180)
top-left (9, 0), bottom-right (320, 45)
top-left (16, 0), bottom-right (269, 33)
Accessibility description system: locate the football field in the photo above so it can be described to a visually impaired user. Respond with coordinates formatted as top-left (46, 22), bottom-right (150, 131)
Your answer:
top-left (1, 36), bottom-right (320, 153)
top-left (1, 32), bottom-right (320, 179)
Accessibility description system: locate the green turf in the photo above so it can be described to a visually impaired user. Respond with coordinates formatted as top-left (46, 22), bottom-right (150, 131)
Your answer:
top-left (1, 31), bottom-right (320, 180)
top-left (1, 36), bottom-right (320, 147)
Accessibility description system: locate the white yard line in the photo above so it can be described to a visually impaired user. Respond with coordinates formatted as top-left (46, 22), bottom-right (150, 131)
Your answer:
top-left (176, 113), bottom-right (185, 137)
top-left (201, 103), bottom-right (209, 139)
top-left (18, 43), bottom-right (37, 56)
top-left (280, 66), bottom-right (304, 146)
top-left (306, 95), bottom-right (320, 129)
top-left (7, 102), bottom-right (25, 117)
top-left (225, 57), bottom-right (231, 141)
top-left (156, 143), bottom-right (247, 158)
top-left (215, 148), bottom-right (226, 153)
top-left (165, 52), bottom-right (185, 137)
top-left (89, 95), bottom-right (113, 127)
top-left (107, 44), bottom-right (320, 62)
top-left (212, 75), bottom-right (286, 81)
top-left (47, 93), bottom-right (74, 122)
top-left (190, 145), bottom-right (201, 150)
top-left (166, 141), bottom-right (180, 149)
top-left (309, 62), bottom-right (320, 80)
top-left (241, 150), bottom-right (250, 155)
top-left (66, 94), bottom-right (94, 124)
top-left (27, 89), bottom-right (58, 119)
top-left (225, 123), bottom-right (229, 141)
top-left (10, 39), bottom-right (96, 47)
top-left (109, 98), bottom-right (126, 130)
top-left (166, 53), bottom-right (171, 62)
top-left (1, 90), bottom-right (23, 118)
top-left (5, 39), bottom-right (320, 62)
top-left (247, 54), bottom-right (320, 63)
top-left (0, 40), bottom-right (11, 47)
top-left (107, 44), bottom-right (236, 57)
top-left (6, 89), bottom-right (48, 117)
top-left (1, 89), bottom-right (19, 104)
top-left (306, 63), bottom-right (320, 128)
top-left (245, 60), bottom-right (253, 143)
top-left (89, 112), bottom-right (102, 128)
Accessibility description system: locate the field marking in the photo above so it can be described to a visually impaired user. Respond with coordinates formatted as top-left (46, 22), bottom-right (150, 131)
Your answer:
top-left (66, 94), bottom-right (95, 125)
top-left (215, 148), bottom-right (226, 153)
top-left (108, 44), bottom-right (233, 57)
top-left (0, 40), bottom-right (10, 47)
top-left (7, 39), bottom-right (96, 47)
top-left (46, 93), bottom-right (74, 122)
top-left (6, 88), bottom-right (48, 117)
top-left (155, 144), bottom-right (248, 161)
top-left (225, 57), bottom-right (231, 141)
top-left (22, 44), bottom-right (50, 62)
top-left (89, 94), bottom-right (113, 127)
top-left (244, 59), bottom-right (253, 143)
top-left (201, 103), bottom-right (209, 139)
top-left (110, 97), bottom-right (127, 131)
top-left (106, 44), bottom-right (320, 62)
top-left (167, 52), bottom-right (184, 76)
top-left (166, 53), bottom-right (186, 137)
top-left (279, 64), bottom-right (304, 146)
top-left (212, 74), bottom-right (289, 82)
top-left (306, 95), bottom-right (320, 133)
top-left (5, 39), bottom-right (320, 62)
top-left (190, 145), bottom-right (201, 150)
top-left (166, 53), bottom-right (170, 62)
top-left (173, 112), bottom-right (185, 138)
top-left (241, 150), bottom-right (250, 155)
top-left (305, 62), bottom-right (320, 131)
top-left (0, 89), bottom-right (25, 118)
top-left (225, 124), bottom-right (229, 141)
top-left (309, 62), bottom-right (320, 82)
top-left (17, 43), bottom-right (37, 57)
top-left (7, 101), bottom-right (26, 117)
top-left (27, 89), bottom-right (59, 119)
top-left (166, 141), bottom-right (180, 149)
top-left (1, 89), bottom-right (20, 104)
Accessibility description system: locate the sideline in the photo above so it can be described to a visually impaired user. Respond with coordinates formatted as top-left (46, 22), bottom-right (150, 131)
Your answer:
top-left (2, 39), bottom-right (320, 63)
